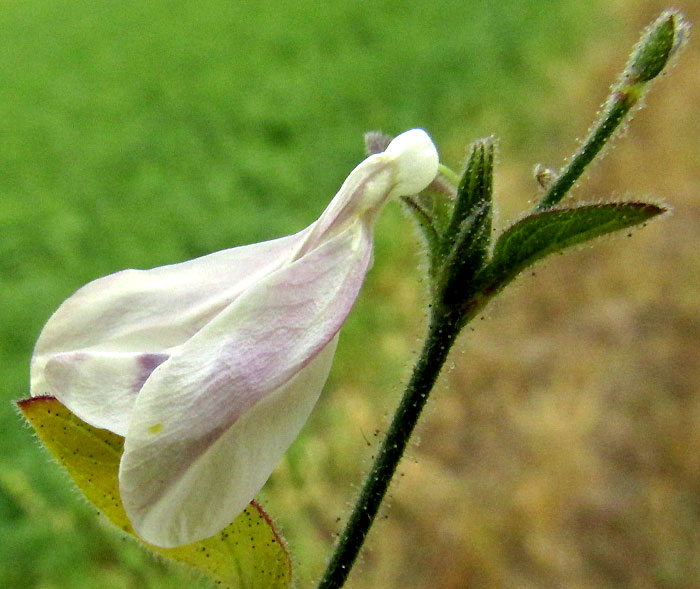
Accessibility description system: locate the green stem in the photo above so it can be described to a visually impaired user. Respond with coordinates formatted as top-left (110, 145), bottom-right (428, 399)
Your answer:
top-left (438, 163), bottom-right (461, 186)
top-left (536, 10), bottom-right (688, 211)
top-left (317, 309), bottom-right (461, 588)
top-left (536, 92), bottom-right (635, 211)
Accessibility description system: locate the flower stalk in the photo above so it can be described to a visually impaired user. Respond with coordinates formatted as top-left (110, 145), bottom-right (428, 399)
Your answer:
top-left (317, 307), bottom-right (461, 589)
top-left (536, 10), bottom-right (688, 211)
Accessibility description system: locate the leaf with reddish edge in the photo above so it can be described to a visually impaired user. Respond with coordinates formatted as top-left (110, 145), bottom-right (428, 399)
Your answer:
top-left (16, 395), bottom-right (291, 589)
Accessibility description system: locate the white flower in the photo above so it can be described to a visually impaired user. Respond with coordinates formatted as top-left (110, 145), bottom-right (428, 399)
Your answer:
top-left (30, 129), bottom-right (439, 547)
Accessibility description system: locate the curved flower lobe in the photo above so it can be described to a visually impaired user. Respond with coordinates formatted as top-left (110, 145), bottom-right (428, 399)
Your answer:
top-left (29, 128), bottom-right (440, 547)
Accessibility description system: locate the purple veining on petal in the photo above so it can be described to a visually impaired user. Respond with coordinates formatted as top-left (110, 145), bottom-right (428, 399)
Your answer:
top-left (134, 353), bottom-right (169, 393)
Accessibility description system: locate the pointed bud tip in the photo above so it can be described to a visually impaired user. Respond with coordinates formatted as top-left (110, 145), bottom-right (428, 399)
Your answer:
top-left (384, 129), bottom-right (439, 196)
top-left (625, 10), bottom-right (690, 84)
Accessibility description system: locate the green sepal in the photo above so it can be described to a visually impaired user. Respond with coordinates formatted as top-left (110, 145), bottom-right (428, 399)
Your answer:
top-left (400, 194), bottom-right (443, 281)
top-left (401, 184), bottom-right (457, 284)
top-left (17, 396), bottom-right (292, 589)
top-left (434, 138), bottom-right (494, 308)
top-left (480, 201), bottom-right (666, 294)
top-left (441, 138), bottom-right (494, 258)
top-left (436, 202), bottom-right (492, 311)
top-left (416, 181), bottom-right (455, 237)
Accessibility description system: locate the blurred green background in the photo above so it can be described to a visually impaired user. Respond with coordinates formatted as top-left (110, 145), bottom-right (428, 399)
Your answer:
top-left (2, 0), bottom-right (698, 587)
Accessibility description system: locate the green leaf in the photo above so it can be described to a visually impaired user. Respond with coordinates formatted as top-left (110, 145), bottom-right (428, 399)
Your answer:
top-left (485, 201), bottom-right (666, 288)
top-left (17, 396), bottom-right (292, 589)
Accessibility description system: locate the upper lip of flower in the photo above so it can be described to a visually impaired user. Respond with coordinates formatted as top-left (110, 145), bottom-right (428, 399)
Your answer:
top-left (29, 128), bottom-right (439, 547)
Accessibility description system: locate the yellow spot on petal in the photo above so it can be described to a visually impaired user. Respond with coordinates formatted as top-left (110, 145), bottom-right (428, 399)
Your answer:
top-left (148, 423), bottom-right (163, 434)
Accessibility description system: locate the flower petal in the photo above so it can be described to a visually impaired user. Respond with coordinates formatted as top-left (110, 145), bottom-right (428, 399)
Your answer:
top-left (31, 229), bottom-right (310, 395)
top-left (121, 336), bottom-right (338, 547)
top-left (119, 221), bottom-right (372, 546)
top-left (299, 129), bottom-right (439, 256)
top-left (383, 128), bottom-right (440, 196)
top-left (42, 351), bottom-right (169, 435)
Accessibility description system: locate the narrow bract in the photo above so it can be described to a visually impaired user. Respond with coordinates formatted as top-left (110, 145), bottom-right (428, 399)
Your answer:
top-left (30, 129), bottom-right (439, 547)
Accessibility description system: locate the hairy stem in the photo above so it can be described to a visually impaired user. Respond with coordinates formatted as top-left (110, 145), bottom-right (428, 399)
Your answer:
top-left (317, 309), bottom-right (460, 588)
top-left (536, 94), bottom-right (633, 210)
